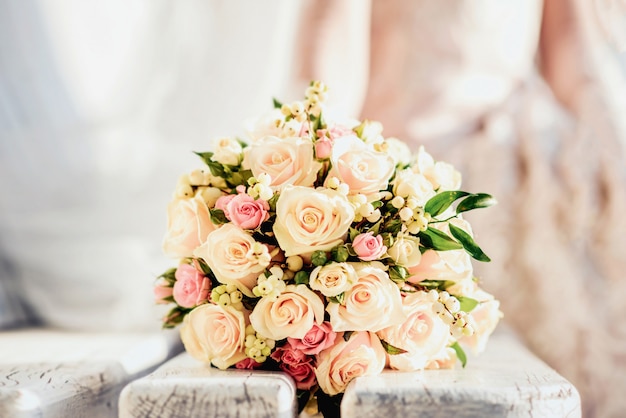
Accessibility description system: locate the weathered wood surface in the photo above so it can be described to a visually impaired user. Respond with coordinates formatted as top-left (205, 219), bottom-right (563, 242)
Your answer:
top-left (0, 328), bottom-right (182, 418)
top-left (119, 353), bottom-right (297, 418)
top-left (119, 327), bottom-right (580, 418)
top-left (341, 328), bottom-right (581, 418)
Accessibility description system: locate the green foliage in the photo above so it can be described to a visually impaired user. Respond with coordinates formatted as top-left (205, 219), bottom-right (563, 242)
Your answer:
top-left (417, 280), bottom-right (455, 291)
top-left (448, 224), bottom-right (491, 262)
top-left (389, 265), bottom-right (408, 283)
top-left (456, 193), bottom-right (496, 214)
top-left (311, 251), bottom-right (328, 266)
top-left (331, 245), bottom-right (350, 263)
top-left (418, 227), bottom-right (463, 251)
top-left (329, 292), bottom-right (346, 305)
top-left (209, 208), bottom-right (228, 225)
top-left (294, 271), bottom-right (310, 285)
top-left (272, 97), bottom-right (283, 109)
top-left (451, 342), bottom-right (467, 368)
top-left (457, 296), bottom-right (479, 313)
top-left (381, 339), bottom-right (408, 355)
top-left (158, 267), bottom-right (177, 284)
top-left (424, 191), bottom-right (469, 217)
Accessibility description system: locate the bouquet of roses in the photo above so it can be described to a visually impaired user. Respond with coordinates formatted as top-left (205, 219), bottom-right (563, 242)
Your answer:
top-left (155, 81), bottom-right (502, 415)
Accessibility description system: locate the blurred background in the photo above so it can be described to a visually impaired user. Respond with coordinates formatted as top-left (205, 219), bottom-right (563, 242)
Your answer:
top-left (1, 0), bottom-right (625, 417)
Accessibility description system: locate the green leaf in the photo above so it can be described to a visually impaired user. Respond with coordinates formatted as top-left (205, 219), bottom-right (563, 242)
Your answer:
top-left (389, 265), bottom-right (408, 283)
top-left (206, 160), bottom-right (226, 177)
top-left (329, 292), bottom-right (346, 305)
top-left (371, 200), bottom-right (383, 209)
top-left (158, 267), bottom-right (177, 283)
top-left (381, 339), bottom-right (408, 355)
top-left (451, 342), bottom-right (467, 368)
top-left (193, 151), bottom-right (214, 166)
top-left (294, 271), bottom-right (309, 285)
top-left (424, 191), bottom-right (470, 217)
top-left (228, 169), bottom-right (253, 187)
top-left (448, 223), bottom-right (491, 262)
top-left (209, 208), bottom-right (228, 225)
top-left (418, 227), bottom-right (463, 251)
top-left (195, 258), bottom-right (213, 276)
top-left (456, 193), bottom-right (497, 214)
top-left (267, 193), bottom-right (280, 211)
top-left (311, 251), bottom-right (328, 266)
top-left (457, 296), bottom-right (479, 313)
top-left (272, 97), bottom-right (283, 109)
top-left (349, 227), bottom-right (360, 242)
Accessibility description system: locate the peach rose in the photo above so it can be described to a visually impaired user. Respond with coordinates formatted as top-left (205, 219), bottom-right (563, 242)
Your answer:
top-left (250, 284), bottom-right (325, 340)
top-left (273, 186), bottom-right (355, 256)
top-left (180, 303), bottom-right (248, 369)
top-left (309, 262), bottom-right (358, 297)
top-left (315, 331), bottom-right (386, 396)
top-left (377, 291), bottom-right (450, 371)
top-left (242, 136), bottom-right (322, 190)
top-left (326, 135), bottom-right (395, 198)
top-left (326, 263), bottom-right (405, 332)
top-left (193, 224), bottom-right (268, 296)
top-left (172, 264), bottom-right (211, 308)
top-left (162, 195), bottom-right (215, 259)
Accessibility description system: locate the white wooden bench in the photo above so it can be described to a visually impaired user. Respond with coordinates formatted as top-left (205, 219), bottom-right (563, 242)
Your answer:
top-left (119, 327), bottom-right (581, 418)
top-left (0, 328), bottom-right (182, 417)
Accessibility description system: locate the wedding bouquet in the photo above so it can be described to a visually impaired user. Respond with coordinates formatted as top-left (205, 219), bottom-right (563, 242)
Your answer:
top-left (155, 81), bottom-right (502, 415)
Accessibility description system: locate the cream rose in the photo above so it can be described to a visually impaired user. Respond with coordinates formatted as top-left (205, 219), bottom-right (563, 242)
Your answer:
top-left (326, 135), bottom-right (395, 198)
top-left (413, 146), bottom-right (462, 191)
top-left (180, 303), bottom-right (247, 369)
top-left (250, 284), bottom-right (324, 340)
top-left (392, 168), bottom-right (436, 206)
top-left (377, 291), bottom-right (450, 371)
top-left (385, 137), bottom-right (412, 167)
top-left (242, 136), bottom-right (322, 190)
top-left (387, 235), bottom-right (422, 268)
top-left (309, 262), bottom-right (358, 297)
top-left (211, 136), bottom-right (243, 166)
top-left (163, 194), bottom-right (215, 259)
top-left (273, 186), bottom-right (355, 256)
top-left (193, 224), bottom-right (267, 296)
top-left (315, 331), bottom-right (386, 396)
top-left (327, 263), bottom-right (405, 332)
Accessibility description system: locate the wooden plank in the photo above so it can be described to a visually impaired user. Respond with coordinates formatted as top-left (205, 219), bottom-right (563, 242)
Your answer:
top-left (341, 328), bottom-right (581, 418)
top-left (0, 328), bottom-right (182, 418)
top-left (119, 353), bottom-right (297, 418)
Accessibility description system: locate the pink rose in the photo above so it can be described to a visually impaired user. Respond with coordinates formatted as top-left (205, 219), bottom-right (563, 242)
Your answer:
top-left (153, 278), bottom-right (173, 304)
top-left (235, 358), bottom-right (263, 370)
top-left (315, 137), bottom-right (332, 159)
top-left (270, 343), bottom-right (317, 390)
top-left (315, 331), bottom-right (386, 396)
top-left (287, 322), bottom-right (339, 355)
top-left (173, 264), bottom-right (211, 308)
top-left (224, 193), bottom-right (270, 230)
top-left (214, 194), bottom-right (236, 218)
top-left (352, 233), bottom-right (387, 261)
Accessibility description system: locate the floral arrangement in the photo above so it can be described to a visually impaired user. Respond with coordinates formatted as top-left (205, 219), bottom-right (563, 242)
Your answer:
top-left (155, 81), bottom-right (502, 416)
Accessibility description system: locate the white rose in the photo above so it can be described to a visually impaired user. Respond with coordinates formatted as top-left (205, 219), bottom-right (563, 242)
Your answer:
top-left (180, 303), bottom-right (247, 369)
top-left (412, 146), bottom-right (461, 191)
top-left (244, 109), bottom-right (306, 142)
top-left (273, 186), bottom-right (355, 256)
top-left (309, 262), bottom-right (358, 297)
top-left (242, 136), bottom-right (322, 190)
top-left (385, 137), bottom-right (412, 167)
top-left (327, 264), bottom-right (406, 332)
top-left (393, 168), bottom-right (436, 206)
top-left (249, 284), bottom-right (324, 340)
top-left (193, 224), bottom-right (266, 296)
top-left (162, 195), bottom-right (215, 259)
top-left (377, 291), bottom-right (450, 371)
top-left (315, 331), bottom-right (386, 396)
top-left (387, 235), bottom-right (422, 268)
top-left (459, 287), bottom-right (503, 354)
top-left (326, 135), bottom-right (395, 199)
top-left (211, 137), bottom-right (243, 166)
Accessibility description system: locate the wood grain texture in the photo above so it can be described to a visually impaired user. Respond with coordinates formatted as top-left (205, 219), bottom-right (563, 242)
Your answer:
top-left (119, 353), bottom-right (297, 418)
top-left (0, 328), bottom-right (182, 418)
top-left (341, 328), bottom-right (581, 418)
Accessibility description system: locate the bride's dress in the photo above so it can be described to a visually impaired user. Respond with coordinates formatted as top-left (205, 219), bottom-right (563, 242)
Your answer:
top-left (358, 1), bottom-right (626, 417)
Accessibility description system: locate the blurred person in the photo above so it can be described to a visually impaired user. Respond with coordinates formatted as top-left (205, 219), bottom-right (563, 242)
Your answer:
top-left (1, 0), bottom-right (625, 417)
